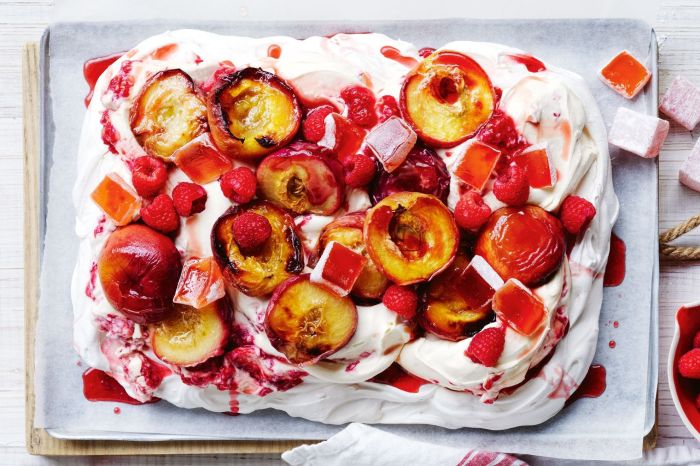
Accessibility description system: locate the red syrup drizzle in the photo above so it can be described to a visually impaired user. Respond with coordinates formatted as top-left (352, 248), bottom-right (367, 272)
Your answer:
top-left (672, 305), bottom-right (700, 432)
top-left (83, 52), bottom-right (124, 107)
top-left (82, 368), bottom-right (158, 405)
top-left (609, 340), bottom-right (616, 349)
top-left (370, 363), bottom-right (429, 393)
top-left (604, 233), bottom-right (626, 287)
top-left (506, 54), bottom-right (546, 73)
top-left (565, 364), bottom-right (606, 406)
top-left (418, 47), bottom-right (436, 58)
top-left (380, 46), bottom-right (419, 68)
top-left (267, 44), bottom-right (282, 59)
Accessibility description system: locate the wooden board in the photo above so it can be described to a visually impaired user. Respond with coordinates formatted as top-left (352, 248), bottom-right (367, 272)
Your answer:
top-left (22, 41), bottom-right (310, 456)
top-left (22, 37), bottom-right (657, 456)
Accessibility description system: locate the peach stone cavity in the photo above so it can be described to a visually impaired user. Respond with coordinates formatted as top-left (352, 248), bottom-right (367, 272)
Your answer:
top-left (72, 30), bottom-right (617, 430)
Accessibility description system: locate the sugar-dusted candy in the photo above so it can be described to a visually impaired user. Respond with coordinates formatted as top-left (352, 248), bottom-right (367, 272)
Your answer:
top-left (90, 172), bottom-right (141, 225)
top-left (659, 76), bottom-right (700, 130)
top-left (599, 50), bottom-right (651, 99)
top-left (310, 241), bottom-right (367, 296)
top-left (608, 107), bottom-right (669, 158)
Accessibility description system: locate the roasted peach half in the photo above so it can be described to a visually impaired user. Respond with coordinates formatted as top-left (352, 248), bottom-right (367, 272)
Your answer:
top-left (319, 212), bottom-right (389, 300)
top-left (400, 51), bottom-right (495, 147)
top-left (474, 206), bottom-right (565, 287)
top-left (98, 224), bottom-right (182, 324)
top-left (212, 201), bottom-right (304, 297)
top-left (265, 275), bottom-right (357, 365)
top-left (151, 299), bottom-right (231, 367)
top-left (256, 142), bottom-right (344, 215)
top-left (207, 67), bottom-right (301, 161)
top-left (130, 69), bottom-right (208, 160)
top-left (419, 254), bottom-right (496, 341)
top-left (364, 192), bottom-right (458, 285)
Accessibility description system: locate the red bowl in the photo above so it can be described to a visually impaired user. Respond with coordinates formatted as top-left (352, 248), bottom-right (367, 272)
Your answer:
top-left (668, 302), bottom-right (700, 441)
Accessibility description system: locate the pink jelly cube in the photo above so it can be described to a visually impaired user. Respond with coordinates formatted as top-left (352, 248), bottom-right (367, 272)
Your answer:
top-left (514, 142), bottom-right (557, 189)
top-left (659, 76), bottom-right (700, 130)
top-left (451, 140), bottom-right (502, 191)
top-left (599, 50), bottom-right (651, 99)
top-left (680, 138), bottom-right (700, 192)
top-left (458, 255), bottom-right (505, 308)
top-left (492, 279), bottom-right (546, 336)
top-left (608, 107), bottom-right (669, 158)
top-left (310, 241), bottom-right (367, 296)
top-left (173, 257), bottom-right (226, 309)
top-left (173, 132), bottom-right (233, 184)
top-left (365, 116), bottom-right (417, 172)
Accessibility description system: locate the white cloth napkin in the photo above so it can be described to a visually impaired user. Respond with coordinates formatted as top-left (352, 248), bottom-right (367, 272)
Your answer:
top-left (282, 423), bottom-right (528, 466)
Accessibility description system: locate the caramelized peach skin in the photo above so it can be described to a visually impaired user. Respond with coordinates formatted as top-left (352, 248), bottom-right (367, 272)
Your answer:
top-left (419, 254), bottom-right (495, 341)
top-left (265, 275), bottom-right (358, 364)
top-left (207, 68), bottom-right (301, 161)
top-left (211, 201), bottom-right (304, 297)
top-left (151, 298), bottom-right (232, 367)
top-left (130, 69), bottom-right (208, 160)
top-left (256, 142), bottom-right (344, 215)
top-left (319, 212), bottom-right (389, 300)
top-left (98, 224), bottom-right (182, 324)
top-left (474, 206), bottom-right (565, 287)
top-left (400, 51), bottom-right (495, 148)
top-left (364, 192), bottom-right (458, 285)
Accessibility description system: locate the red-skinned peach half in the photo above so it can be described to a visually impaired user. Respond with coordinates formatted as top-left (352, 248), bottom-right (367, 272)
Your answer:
top-left (97, 224), bottom-right (182, 324)
top-left (130, 69), bottom-right (208, 160)
top-left (474, 205), bottom-right (565, 287)
top-left (207, 67), bottom-right (301, 161)
top-left (419, 254), bottom-right (495, 341)
top-left (151, 298), bottom-right (232, 367)
top-left (265, 274), bottom-right (358, 365)
top-left (256, 142), bottom-right (344, 215)
top-left (211, 201), bottom-right (304, 297)
top-left (364, 192), bottom-right (458, 285)
top-left (318, 212), bottom-right (389, 300)
top-left (400, 51), bottom-right (495, 148)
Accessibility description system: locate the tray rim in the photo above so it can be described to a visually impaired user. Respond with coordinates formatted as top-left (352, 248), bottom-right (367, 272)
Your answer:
top-left (25, 18), bottom-right (660, 455)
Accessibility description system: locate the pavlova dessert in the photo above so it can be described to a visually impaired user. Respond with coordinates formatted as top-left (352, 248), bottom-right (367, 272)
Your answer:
top-left (72, 29), bottom-right (618, 429)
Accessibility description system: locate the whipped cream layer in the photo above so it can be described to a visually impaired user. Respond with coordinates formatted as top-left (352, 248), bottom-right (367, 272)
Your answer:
top-left (72, 29), bottom-right (618, 430)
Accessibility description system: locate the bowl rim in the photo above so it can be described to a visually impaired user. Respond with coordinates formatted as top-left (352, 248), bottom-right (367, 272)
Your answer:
top-left (667, 301), bottom-right (700, 442)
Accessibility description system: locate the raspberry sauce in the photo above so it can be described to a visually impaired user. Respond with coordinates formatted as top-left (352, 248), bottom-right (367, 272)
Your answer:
top-left (604, 233), bottom-right (626, 287)
top-left (371, 363), bottom-right (429, 393)
top-left (380, 46), bottom-right (419, 68)
top-left (566, 364), bottom-right (606, 406)
top-left (506, 54), bottom-right (546, 73)
top-left (83, 52), bottom-right (124, 107)
top-left (82, 368), bottom-right (156, 405)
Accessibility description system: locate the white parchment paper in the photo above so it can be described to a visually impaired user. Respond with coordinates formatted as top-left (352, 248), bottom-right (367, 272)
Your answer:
top-left (35, 19), bottom-right (658, 460)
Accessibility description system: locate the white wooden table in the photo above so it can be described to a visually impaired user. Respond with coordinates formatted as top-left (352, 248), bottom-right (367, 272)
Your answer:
top-left (2, 0), bottom-right (700, 463)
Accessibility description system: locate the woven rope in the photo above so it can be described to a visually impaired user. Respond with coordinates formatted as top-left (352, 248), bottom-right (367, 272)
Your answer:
top-left (659, 214), bottom-right (700, 260)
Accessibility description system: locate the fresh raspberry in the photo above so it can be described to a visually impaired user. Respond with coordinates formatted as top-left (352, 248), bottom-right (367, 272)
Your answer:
top-left (343, 154), bottom-right (376, 188)
top-left (341, 85), bottom-right (377, 127)
top-left (493, 164), bottom-right (529, 206)
top-left (375, 95), bottom-right (400, 123)
top-left (679, 348), bottom-right (700, 379)
top-left (302, 105), bottom-right (336, 142)
top-left (220, 167), bottom-right (257, 204)
top-left (418, 47), bottom-right (436, 58)
top-left (465, 326), bottom-right (506, 367)
top-left (477, 109), bottom-right (527, 154)
top-left (694, 331), bottom-right (700, 349)
top-left (382, 285), bottom-right (418, 320)
top-left (131, 156), bottom-right (168, 198)
top-left (172, 182), bottom-right (207, 217)
top-left (454, 191), bottom-right (492, 231)
top-left (140, 194), bottom-right (179, 233)
top-left (232, 212), bottom-right (272, 251)
top-left (560, 195), bottom-right (597, 235)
